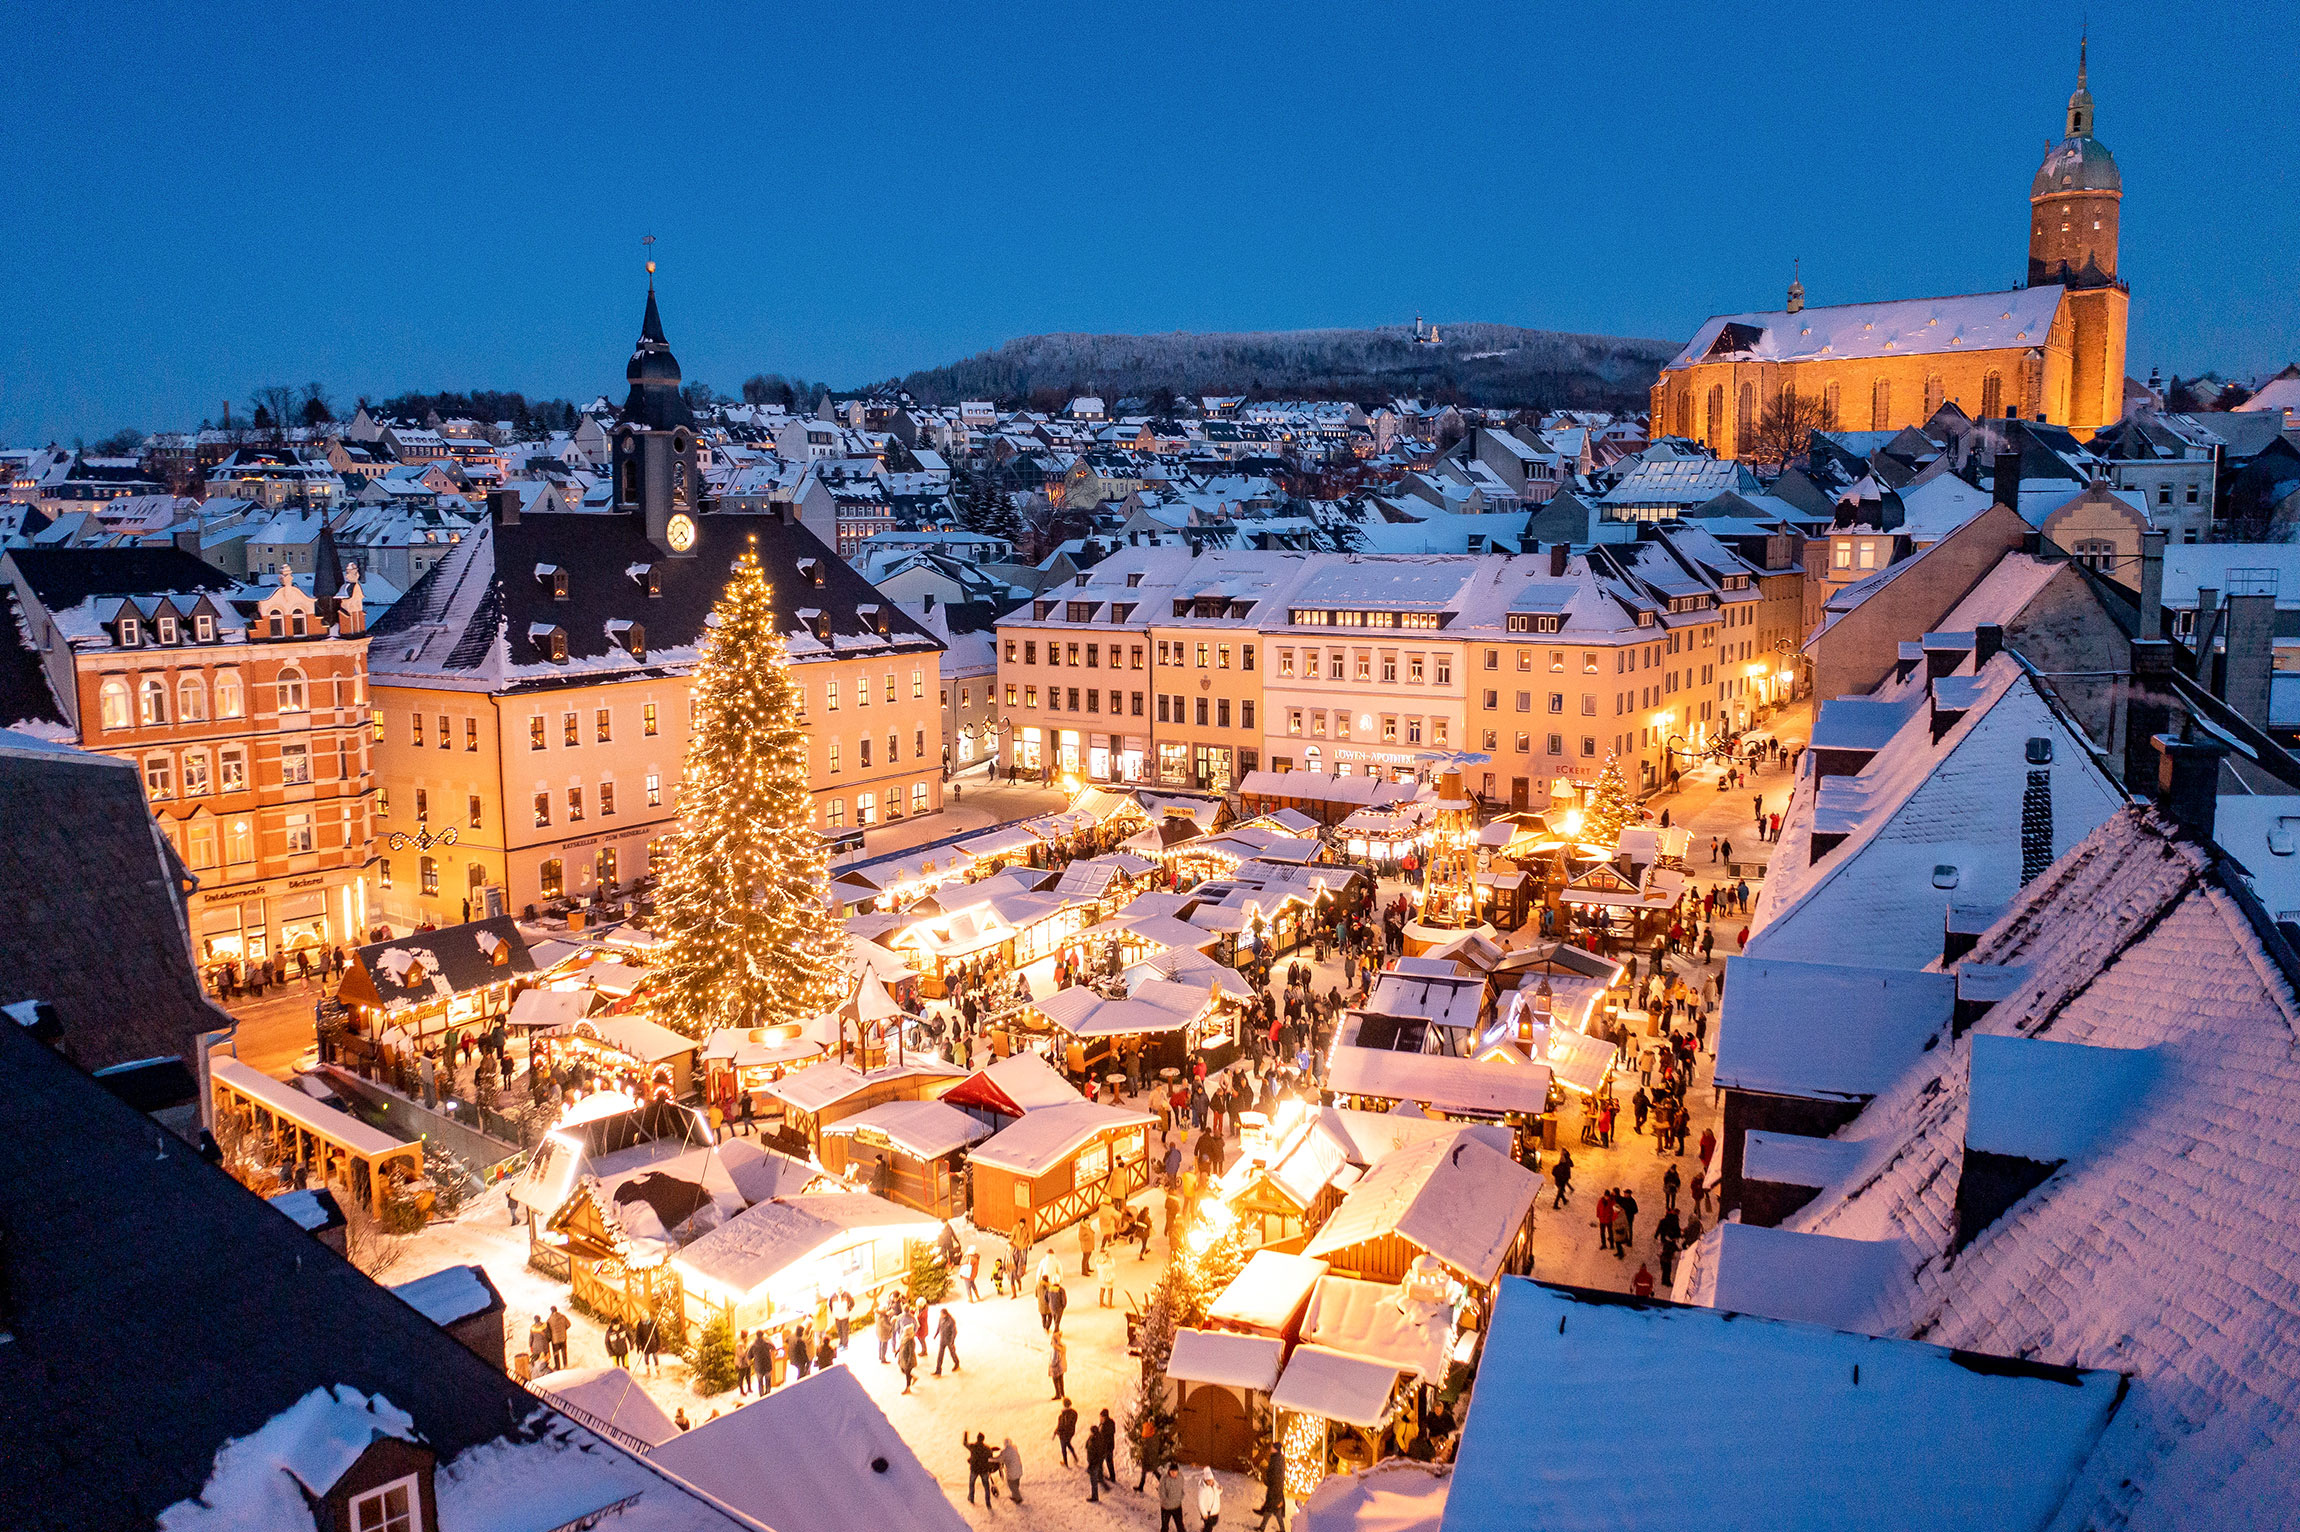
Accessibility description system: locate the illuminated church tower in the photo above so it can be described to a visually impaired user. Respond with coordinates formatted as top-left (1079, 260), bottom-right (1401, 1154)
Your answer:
top-left (2030, 37), bottom-right (2128, 434)
top-left (610, 263), bottom-right (707, 557)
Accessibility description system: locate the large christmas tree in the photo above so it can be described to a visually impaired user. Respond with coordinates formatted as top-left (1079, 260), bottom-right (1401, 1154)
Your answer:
top-left (1585, 751), bottom-right (1635, 846)
top-left (650, 538), bottom-right (848, 1039)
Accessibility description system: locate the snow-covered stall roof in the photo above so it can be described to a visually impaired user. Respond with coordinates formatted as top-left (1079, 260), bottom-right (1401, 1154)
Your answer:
top-left (819, 1098), bottom-right (991, 1160)
top-left (699, 1027), bottom-right (822, 1069)
top-left (941, 1050), bottom-right (1084, 1117)
top-left (1270, 1344), bottom-right (1402, 1428)
top-left (574, 1013), bottom-right (695, 1064)
top-left (1300, 1460), bottom-right (1452, 1532)
top-left (1167, 1327), bottom-right (1285, 1392)
top-left (1442, 1278), bottom-right (2123, 1532)
top-left (211, 1057), bottom-right (406, 1158)
top-left (647, 1363), bottom-right (968, 1532)
top-left (1207, 1250), bottom-right (1330, 1334)
top-left (1301, 1273), bottom-right (1451, 1381)
top-left (507, 986), bottom-right (598, 1031)
top-left (574, 959), bottom-right (649, 998)
top-left (528, 1364), bottom-right (680, 1447)
top-left (674, 1192), bottom-right (939, 1304)
top-left (1495, 1016), bottom-right (1618, 1096)
top-left (1364, 969), bottom-right (1486, 1035)
top-left (1304, 1130), bottom-right (1539, 1287)
top-left (970, 1100), bottom-right (1156, 1177)
top-left (1714, 958), bottom-right (1953, 1101)
top-left (714, 1138), bottom-right (827, 1204)
top-left (1326, 1046), bottom-right (1551, 1119)
top-left (764, 1060), bottom-right (961, 1114)
top-left (388, 1264), bottom-right (498, 1327)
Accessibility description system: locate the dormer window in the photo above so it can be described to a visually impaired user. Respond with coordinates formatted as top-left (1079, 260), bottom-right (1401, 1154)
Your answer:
top-left (156, 615), bottom-right (178, 645)
top-left (627, 562), bottom-right (660, 596)
top-left (118, 617), bottom-right (141, 647)
top-left (528, 623), bottom-right (568, 662)
top-left (290, 611), bottom-right (307, 636)
top-left (194, 613), bottom-right (214, 642)
top-left (536, 564), bottom-right (567, 600)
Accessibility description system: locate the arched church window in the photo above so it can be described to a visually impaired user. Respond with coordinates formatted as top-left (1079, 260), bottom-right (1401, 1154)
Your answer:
top-left (1924, 375), bottom-right (1944, 416)
top-left (1737, 384), bottom-right (1754, 446)
top-left (1871, 379), bottom-right (1891, 431)
top-left (618, 457), bottom-right (637, 506)
top-left (1981, 371), bottom-right (2004, 420)
top-left (1673, 391), bottom-right (1691, 439)
top-left (1705, 385), bottom-right (1724, 446)
top-left (1822, 382), bottom-right (1841, 430)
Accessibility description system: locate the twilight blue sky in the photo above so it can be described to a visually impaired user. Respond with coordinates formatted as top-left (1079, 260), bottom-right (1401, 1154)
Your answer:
top-left (3, 0), bottom-right (2293, 443)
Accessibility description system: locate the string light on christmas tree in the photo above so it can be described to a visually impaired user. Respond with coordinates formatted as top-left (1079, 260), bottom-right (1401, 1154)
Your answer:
top-left (1585, 751), bottom-right (1635, 847)
top-left (650, 535), bottom-right (848, 1039)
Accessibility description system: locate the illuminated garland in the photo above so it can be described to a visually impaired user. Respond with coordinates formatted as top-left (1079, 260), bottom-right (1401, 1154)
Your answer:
top-left (649, 539), bottom-right (849, 1040)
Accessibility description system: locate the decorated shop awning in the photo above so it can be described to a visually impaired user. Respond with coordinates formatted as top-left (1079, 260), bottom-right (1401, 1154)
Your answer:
top-left (820, 1099), bottom-right (991, 1161)
top-left (1207, 1251), bottom-right (1330, 1336)
top-left (970, 1101), bottom-right (1156, 1178)
top-left (508, 987), bottom-right (598, 1032)
top-left (1168, 1328), bottom-right (1284, 1393)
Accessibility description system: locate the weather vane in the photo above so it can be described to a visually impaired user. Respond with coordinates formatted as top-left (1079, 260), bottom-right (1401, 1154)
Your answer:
top-left (643, 233), bottom-right (656, 278)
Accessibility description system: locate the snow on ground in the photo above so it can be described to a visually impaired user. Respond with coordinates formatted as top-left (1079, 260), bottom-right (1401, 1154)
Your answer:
top-left (380, 732), bottom-right (1801, 1522)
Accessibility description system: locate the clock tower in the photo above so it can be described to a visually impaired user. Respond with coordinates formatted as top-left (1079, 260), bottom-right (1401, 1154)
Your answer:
top-left (611, 270), bottom-right (706, 556)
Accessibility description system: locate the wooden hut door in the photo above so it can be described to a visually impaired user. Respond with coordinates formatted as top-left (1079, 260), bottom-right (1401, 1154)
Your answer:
top-left (1176, 1383), bottom-right (1251, 1473)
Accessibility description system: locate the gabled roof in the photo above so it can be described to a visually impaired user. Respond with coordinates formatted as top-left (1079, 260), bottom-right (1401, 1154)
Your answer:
top-left (1735, 806), bottom-right (2300, 1528)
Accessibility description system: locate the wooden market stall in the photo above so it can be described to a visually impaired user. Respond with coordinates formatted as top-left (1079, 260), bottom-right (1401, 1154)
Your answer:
top-left (331, 915), bottom-right (537, 1054)
top-left (817, 1099), bottom-right (989, 1219)
top-left (673, 1191), bottom-right (940, 1333)
top-left (700, 1026), bottom-right (824, 1125)
top-left (1301, 1130), bottom-right (1540, 1295)
top-left (940, 1050), bottom-right (1084, 1127)
top-left (1206, 1250), bottom-right (1330, 1346)
top-left (1325, 1046), bottom-right (1553, 1125)
top-left (547, 1013), bottom-right (699, 1099)
top-left (758, 1059), bottom-right (965, 1161)
top-left (1027, 975), bottom-right (1236, 1081)
top-left (211, 1056), bottom-right (425, 1217)
top-left (1271, 1344), bottom-right (1408, 1480)
top-left (1168, 1327), bottom-right (1286, 1473)
top-left (968, 1100), bottom-right (1155, 1242)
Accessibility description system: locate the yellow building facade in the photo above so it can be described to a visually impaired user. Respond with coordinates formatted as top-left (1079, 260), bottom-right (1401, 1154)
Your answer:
top-left (1656, 53), bottom-right (2128, 450)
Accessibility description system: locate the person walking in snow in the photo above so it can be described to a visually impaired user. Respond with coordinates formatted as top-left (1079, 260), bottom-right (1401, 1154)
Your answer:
top-left (1617, 1187), bottom-right (1639, 1254)
top-left (1594, 1189), bottom-right (1617, 1252)
top-left (897, 1326), bottom-right (918, 1394)
top-left (1055, 1398), bottom-right (1079, 1466)
top-left (1000, 1437), bottom-right (1024, 1505)
top-left (1159, 1464), bottom-right (1189, 1532)
top-left (1551, 1148), bottom-right (1574, 1208)
top-left (933, 1305), bottom-right (960, 1375)
top-left (1049, 1276), bottom-right (1069, 1336)
top-left (1662, 1163), bottom-right (1681, 1212)
top-left (1197, 1464), bottom-right (1223, 1532)
top-left (1048, 1332), bottom-right (1068, 1400)
top-left (965, 1432), bottom-right (1001, 1508)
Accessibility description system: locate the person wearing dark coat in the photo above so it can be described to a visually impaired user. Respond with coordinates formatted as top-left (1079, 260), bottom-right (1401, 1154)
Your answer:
top-left (965, 1432), bottom-right (1001, 1507)
top-left (934, 1305), bottom-right (960, 1375)
top-left (1055, 1399), bottom-right (1079, 1466)
top-left (898, 1328), bottom-right (918, 1394)
top-left (1254, 1445), bottom-right (1288, 1529)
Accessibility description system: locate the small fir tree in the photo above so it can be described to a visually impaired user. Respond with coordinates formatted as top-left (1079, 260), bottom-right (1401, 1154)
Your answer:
top-left (686, 1310), bottom-right (740, 1395)
top-left (907, 1242), bottom-right (952, 1304)
top-left (1586, 752), bottom-right (1635, 846)
top-left (651, 538), bottom-right (848, 1040)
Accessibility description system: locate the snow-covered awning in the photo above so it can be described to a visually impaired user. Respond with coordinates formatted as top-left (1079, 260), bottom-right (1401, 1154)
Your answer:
top-left (1271, 1344), bottom-right (1401, 1427)
top-left (1167, 1328), bottom-right (1284, 1393)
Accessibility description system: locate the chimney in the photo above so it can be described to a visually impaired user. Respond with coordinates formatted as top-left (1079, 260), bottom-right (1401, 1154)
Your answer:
top-left (489, 487), bottom-right (521, 527)
top-left (2194, 585), bottom-right (2222, 672)
top-left (2153, 734), bottom-right (2227, 842)
top-left (222, 402), bottom-right (230, 429)
top-left (2139, 529), bottom-right (2166, 638)
top-left (1974, 623), bottom-right (2003, 667)
top-left (1992, 450), bottom-right (2022, 512)
top-left (2223, 589), bottom-right (2276, 728)
top-left (1550, 541), bottom-right (1569, 578)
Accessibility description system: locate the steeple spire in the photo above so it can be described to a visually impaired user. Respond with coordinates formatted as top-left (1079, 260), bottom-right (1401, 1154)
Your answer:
top-left (1786, 258), bottom-right (1805, 315)
top-left (2066, 30), bottom-right (2096, 138)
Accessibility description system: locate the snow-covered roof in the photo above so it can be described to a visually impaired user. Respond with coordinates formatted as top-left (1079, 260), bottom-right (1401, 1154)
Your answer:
top-left (1326, 1046), bottom-right (1552, 1120)
top-left (157, 1385), bottom-right (418, 1525)
top-left (211, 1057), bottom-right (406, 1158)
top-left (1301, 1459), bottom-right (1452, 1532)
top-left (1304, 1130), bottom-right (1539, 1287)
top-left (1714, 960), bottom-right (1954, 1101)
top-left (818, 1098), bottom-right (990, 1160)
top-left (646, 1363), bottom-right (968, 1532)
top-left (1166, 1327), bottom-right (1285, 1392)
top-left (970, 1100), bottom-right (1155, 1176)
top-left (674, 1192), bottom-right (938, 1301)
top-left (388, 1264), bottom-right (497, 1328)
top-left (506, 986), bottom-right (596, 1030)
top-left (943, 1050), bottom-right (1084, 1117)
top-left (1444, 1279), bottom-right (2123, 1532)
top-left (1755, 806), bottom-right (2300, 1527)
top-left (1302, 1273), bottom-right (1452, 1381)
top-left (1362, 970), bottom-right (1486, 1034)
top-left (1270, 1344), bottom-right (1401, 1428)
top-left (1669, 1222), bottom-right (1908, 1335)
top-left (528, 1364), bottom-right (680, 1447)
top-left (1748, 656), bottom-right (2124, 972)
top-left (1207, 1250), bottom-right (1330, 1334)
top-left (1667, 286), bottom-right (2067, 371)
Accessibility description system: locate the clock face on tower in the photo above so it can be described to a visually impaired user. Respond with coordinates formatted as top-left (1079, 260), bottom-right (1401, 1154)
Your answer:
top-left (666, 513), bottom-right (697, 553)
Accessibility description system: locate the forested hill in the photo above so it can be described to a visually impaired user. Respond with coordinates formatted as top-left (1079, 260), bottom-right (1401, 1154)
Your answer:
top-left (895, 322), bottom-right (1679, 411)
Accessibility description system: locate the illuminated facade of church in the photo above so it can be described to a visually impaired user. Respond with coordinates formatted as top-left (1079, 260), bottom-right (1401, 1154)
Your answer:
top-left (1652, 47), bottom-right (2129, 452)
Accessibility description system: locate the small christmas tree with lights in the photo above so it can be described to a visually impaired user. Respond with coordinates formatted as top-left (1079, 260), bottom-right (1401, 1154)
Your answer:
top-left (651, 537), bottom-right (848, 1040)
top-left (1585, 752), bottom-right (1635, 846)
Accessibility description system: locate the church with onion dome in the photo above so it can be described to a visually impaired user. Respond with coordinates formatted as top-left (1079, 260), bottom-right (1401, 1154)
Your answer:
top-left (1651, 42), bottom-right (2132, 453)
